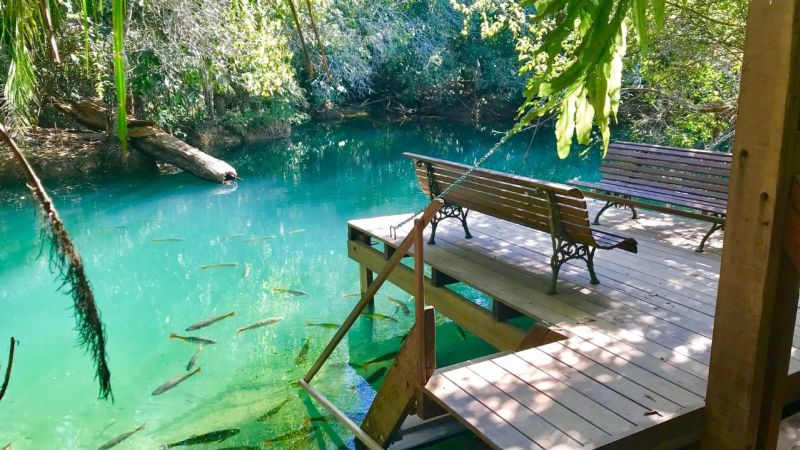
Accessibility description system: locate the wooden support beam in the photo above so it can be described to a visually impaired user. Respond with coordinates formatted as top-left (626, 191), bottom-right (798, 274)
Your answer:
top-left (702, 1), bottom-right (800, 448)
top-left (787, 176), bottom-right (800, 273)
top-left (349, 240), bottom-right (527, 350)
top-left (361, 307), bottom-right (436, 446)
top-left (516, 323), bottom-right (567, 350)
top-left (492, 300), bottom-right (523, 322)
top-left (431, 268), bottom-right (458, 287)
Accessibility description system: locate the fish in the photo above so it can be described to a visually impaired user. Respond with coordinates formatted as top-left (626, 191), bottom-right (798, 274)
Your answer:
top-left (151, 367), bottom-right (202, 395)
top-left (169, 333), bottom-right (217, 345)
top-left (236, 317), bottom-right (283, 334)
top-left (287, 229), bottom-right (306, 235)
top-left (361, 312), bottom-right (398, 323)
top-left (97, 423), bottom-right (145, 450)
top-left (217, 233), bottom-right (245, 241)
top-left (151, 238), bottom-right (184, 242)
top-left (2, 444), bottom-right (9, 450)
top-left (186, 346), bottom-right (204, 371)
top-left (388, 296), bottom-right (410, 316)
top-left (359, 350), bottom-right (398, 369)
top-left (242, 263), bottom-right (251, 278)
top-left (295, 337), bottom-right (311, 366)
top-left (341, 292), bottom-right (360, 298)
top-left (200, 263), bottom-right (239, 270)
top-left (454, 324), bottom-right (468, 342)
top-left (263, 428), bottom-right (312, 445)
top-left (305, 321), bottom-right (341, 330)
top-left (256, 397), bottom-right (291, 422)
top-left (216, 447), bottom-right (260, 450)
top-left (272, 288), bottom-right (308, 296)
top-left (365, 367), bottom-right (388, 384)
top-left (96, 226), bottom-right (127, 233)
top-left (185, 311), bottom-right (235, 331)
top-left (244, 235), bottom-right (276, 243)
top-left (161, 428), bottom-right (239, 449)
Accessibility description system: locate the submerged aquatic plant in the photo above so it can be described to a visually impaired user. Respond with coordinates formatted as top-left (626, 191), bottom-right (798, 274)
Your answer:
top-left (0, 124), bottom-right (112, 400)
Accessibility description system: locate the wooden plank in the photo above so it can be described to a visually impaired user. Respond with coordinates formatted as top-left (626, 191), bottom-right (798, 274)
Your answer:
top-left (424, 374), bottom-right (541, 450)
top-left (467, 360), bottom-right (613, 442)
top-left (442, 366), bottom-right (585, 448)
top-left (702, 0), bottom-right (800, 447)
top-left (362, 307), bottom-right (435, 445)
top-left (472, 358), bottom-right (634, 436)
top-left (505, 348), bottom-right (666, 426)
top-left (348, 240), bottom-right (527, 350)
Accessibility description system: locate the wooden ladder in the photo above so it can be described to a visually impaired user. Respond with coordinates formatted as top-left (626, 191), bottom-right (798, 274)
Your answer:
top-left (299, 199), bottom-right (444, 449)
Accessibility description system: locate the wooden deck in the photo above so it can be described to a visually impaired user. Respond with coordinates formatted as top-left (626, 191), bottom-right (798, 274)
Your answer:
top-left (347, 201), bottom-right (800, 449)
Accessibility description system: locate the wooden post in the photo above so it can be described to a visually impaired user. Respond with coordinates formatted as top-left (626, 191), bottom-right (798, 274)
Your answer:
top-left (413, 219), bottom-right (428, 410)
top-left (702, 1), bottom-right (800, 448)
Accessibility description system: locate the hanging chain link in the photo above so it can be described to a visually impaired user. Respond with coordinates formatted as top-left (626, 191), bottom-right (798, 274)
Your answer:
top-left (389, 129), bottom-right (514, 237)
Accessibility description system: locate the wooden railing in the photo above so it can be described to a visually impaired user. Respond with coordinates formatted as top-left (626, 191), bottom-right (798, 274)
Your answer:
top-left (299, 199), bottom-right (443, 449)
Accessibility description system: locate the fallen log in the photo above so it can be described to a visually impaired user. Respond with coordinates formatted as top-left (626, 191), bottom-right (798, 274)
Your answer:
top-left (53, 98), bottom-right (237, 183)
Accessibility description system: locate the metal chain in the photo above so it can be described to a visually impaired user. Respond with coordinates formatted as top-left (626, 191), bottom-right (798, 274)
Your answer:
top-left (390, 129), bottom-right (513, 237)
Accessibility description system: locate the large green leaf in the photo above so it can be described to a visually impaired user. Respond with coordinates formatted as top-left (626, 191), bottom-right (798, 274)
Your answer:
top-left (555, 90), bottom-right (577, 159)
top-left (112, 0), bottom-right (127, 159)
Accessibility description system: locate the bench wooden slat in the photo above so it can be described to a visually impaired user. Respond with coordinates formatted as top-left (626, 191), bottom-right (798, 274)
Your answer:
top-left (571, 180), bottom-right (727, 216)
top-left (606, 148), bottom-right (731, 171)
top-left (416, 163), bottom-right (588, 210)
top-left (405, 152), bottom-right (583, 198)
top-left (600, 163), bottom-right (729, 196)
top-left (600, 160), bottom-right (728, 195)
top-left (611, 141), bottom-right (733, 163)
top-left (575, 180), bottom-right (727, 214)
top-left (414, 168), bottom-right (590, 222)
top-left (597, 177), bottom-right (729, 209)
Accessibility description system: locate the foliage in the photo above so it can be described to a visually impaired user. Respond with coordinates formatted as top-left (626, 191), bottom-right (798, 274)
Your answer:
top-left (455, 0), bottom-right (744, 151)
top-left (112, 0), bottom-right (127, 158)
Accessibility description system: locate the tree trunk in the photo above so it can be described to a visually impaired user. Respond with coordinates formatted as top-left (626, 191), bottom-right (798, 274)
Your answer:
top-left (53, 98), bottom-right (237, 183)
top-left (303, 0), bottom-right (330, 77)
top-left (286, 0), bottom-right (315, 80)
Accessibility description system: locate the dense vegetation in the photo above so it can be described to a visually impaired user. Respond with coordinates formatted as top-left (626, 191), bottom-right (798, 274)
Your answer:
top-left (0, 0), bottom-right (744, 154)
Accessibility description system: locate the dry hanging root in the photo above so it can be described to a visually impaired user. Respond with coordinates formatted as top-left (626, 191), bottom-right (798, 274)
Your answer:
top-left (0, 337), bottom-right (16, 402)
top-left (0, 124), bottom-right (112, 400)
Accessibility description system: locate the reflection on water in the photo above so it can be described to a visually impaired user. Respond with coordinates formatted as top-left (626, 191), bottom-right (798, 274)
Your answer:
top-left (0, 119), bottom-right (600, 449)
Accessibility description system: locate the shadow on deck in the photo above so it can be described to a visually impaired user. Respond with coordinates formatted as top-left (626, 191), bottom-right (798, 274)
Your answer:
top-left (346, 201), bottom-right (800, 449)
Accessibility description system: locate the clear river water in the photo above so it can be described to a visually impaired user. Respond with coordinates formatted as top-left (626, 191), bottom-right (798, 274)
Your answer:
top-left (0, 120), bottom-right (603, 449)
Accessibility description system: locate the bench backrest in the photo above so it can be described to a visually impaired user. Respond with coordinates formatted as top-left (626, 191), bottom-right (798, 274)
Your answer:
top-left (404, 153), bottom-right (597, 246)
top-left (603, 142), bottom-right (732, 202)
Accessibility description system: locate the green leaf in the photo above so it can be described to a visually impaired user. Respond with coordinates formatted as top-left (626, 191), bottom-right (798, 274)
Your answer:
top-left (632, 0), bottom-right (648, 53)
top-left (652, 0), bottom-right (665, 29)
top-left (608, 22), bottom-right (627, 118)
top-left (574, 89), bottom-right (594, 145)
top-left (112, 0), bottom-right (128, 160)
top-left (555, 91), bottom-right (577, 159)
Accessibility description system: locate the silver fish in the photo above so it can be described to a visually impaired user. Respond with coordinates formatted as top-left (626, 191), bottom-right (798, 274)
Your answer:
top-left (186, 346), bottom-right (204, 371)
top-left (151, 238), bottom-right (184, 242)
top-left (97, 423), bottom-right (145, 450)
top-left (272, 288), bottom-right (308, 296)
top-left (169, 333), bottom-right (216, 345)
top-left (185, 312), bottom-right (235, 331)
top-left (200, 263), bottom-right (239, 270)
top-left (151, 367), bottom-right (201, 395)
top-left (388, 296), bottom-right (410, 316)
top-left (236, 317), bottom-right (283, 334)
top-left (242, 263), bottom-right (251, 278)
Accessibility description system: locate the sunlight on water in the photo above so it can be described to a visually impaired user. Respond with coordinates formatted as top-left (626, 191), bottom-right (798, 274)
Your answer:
top-left (0, 120), bottom-right (600, 449)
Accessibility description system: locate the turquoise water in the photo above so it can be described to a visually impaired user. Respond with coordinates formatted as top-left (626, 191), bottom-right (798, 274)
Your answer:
top-left (0, 120), bottom-right (601, 449)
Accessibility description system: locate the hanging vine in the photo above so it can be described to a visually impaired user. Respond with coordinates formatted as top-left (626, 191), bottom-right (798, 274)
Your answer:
top-left (0, 124), bottom-right (112, 400)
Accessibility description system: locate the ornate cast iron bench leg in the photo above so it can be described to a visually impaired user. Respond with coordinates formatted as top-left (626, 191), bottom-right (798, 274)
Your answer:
top-left (428, 204), bottom-right (471, 245)
top-left (593, 196), bottom-right (637, 225)
top-left (548, 238), bottom-right (598, 294)
top-left (696, 221), bottom-right (723, 253)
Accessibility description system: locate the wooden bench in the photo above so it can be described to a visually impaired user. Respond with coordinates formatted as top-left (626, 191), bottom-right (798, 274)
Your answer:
top-left (405, 153), bottom-right (637, 294)
top-left (570, 141), bottom-right (732, 252)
